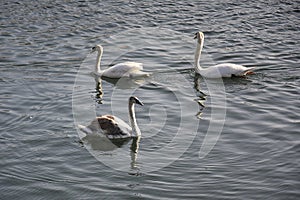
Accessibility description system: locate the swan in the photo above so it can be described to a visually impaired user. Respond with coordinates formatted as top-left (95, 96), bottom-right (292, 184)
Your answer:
top-left (91, 45), bottom-right (150, 78)
top-left (194, 32), bottom-right (255, 78)
top-left (78, 96), bottom-right (143, 139)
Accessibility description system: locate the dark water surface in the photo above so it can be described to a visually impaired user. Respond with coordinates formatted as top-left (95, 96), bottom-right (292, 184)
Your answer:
top-left (1, 1), bottom-right (299, 199)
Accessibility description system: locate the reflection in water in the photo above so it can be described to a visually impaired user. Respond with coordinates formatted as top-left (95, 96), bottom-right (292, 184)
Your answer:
top-left (95, 77), bottom-right (103, 104)
top-left (92, 75), bottom-right (148, 104)
top-left (82, 134), bottom-right (141, 170)
top-left (82, 74), bottom-right (144, 172)
top-left (130, 136), bottom-right (140, 170)
top-left (82, 134), bottom-right (131, 150)
top-left (193, 74), bottom-right (207, 119)
top-left (102, 76), bottom-right (147, 89)
top-left (93, 73), bottom-right (148, 89)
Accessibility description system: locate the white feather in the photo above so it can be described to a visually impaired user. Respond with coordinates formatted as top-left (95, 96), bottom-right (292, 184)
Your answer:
top-left (91, 45), bottom-right (150, 78)
top-left (194, 32), bottom-right (255, 78)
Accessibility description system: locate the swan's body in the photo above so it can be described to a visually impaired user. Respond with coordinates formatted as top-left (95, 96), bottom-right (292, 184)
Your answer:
top-left (194, 32), bottom-right (255, 78)
top-left (92, 45), bottom-right (150, 78)
top-left (78, 96), bottom-right (143, 139)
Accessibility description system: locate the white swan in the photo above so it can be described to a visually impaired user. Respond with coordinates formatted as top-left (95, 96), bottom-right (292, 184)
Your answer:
top-left (78, 96), bottom-right (143, 139)
top-left (194, 32), bottom-right (255, 78)
top-left (91, 45), bottom-right (150, 78)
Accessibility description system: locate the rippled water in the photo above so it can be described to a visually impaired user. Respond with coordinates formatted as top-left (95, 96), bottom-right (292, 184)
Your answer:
top-left (1, 0), bottom-right (299, 199)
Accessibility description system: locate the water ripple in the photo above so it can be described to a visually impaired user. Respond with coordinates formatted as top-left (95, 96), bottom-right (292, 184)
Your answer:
top-left (1, 0), bottom-right (299, 199)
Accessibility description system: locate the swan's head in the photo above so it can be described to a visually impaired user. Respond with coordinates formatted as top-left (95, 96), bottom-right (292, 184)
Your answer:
top-left (194, 32), bottom-right (204, 44)
top-left (91, 45), bottom-right (103, 53)
top-left (129, 96), bottom-right (144, 106)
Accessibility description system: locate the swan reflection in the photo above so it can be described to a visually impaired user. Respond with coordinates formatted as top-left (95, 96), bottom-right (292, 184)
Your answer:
top-left (93, 73), bottom-right (147, 91)
top-left (94, 77), bottom-right (103, 104)
top-left (81, 134), bottom-right (141, 170)
top-left (102, 76), bottom-right (147, 89)
top-left (93, 76), bottom-right (147, 105)
top-left (81, 134), bottom-right (140, 151)
top-left (194, 74), bottom-right (207, 119)
top-left (130, 136), bottom-right (141, 170)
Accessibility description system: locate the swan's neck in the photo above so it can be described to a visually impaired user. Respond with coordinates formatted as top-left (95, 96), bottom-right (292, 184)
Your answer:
top-left (95, 50), bottom-right (102, 73)
top-left (129, 103), bottom-right (141, 137)
top-left (195, 40), bottom-right (204, 73)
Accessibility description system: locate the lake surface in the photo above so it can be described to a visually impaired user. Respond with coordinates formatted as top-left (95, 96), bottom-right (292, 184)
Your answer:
top-left (1, 0), bottom-right (299, 199)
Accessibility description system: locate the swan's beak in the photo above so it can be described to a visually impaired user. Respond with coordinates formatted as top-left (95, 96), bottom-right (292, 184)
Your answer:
top-left (134, 97), bottom-right (144, 106)
top-left (194, 33), bottom-right (198, 39)
top-left (130, 96), bottom-right (144, 106)
top-left (136, 99), bottom-right (144, 106)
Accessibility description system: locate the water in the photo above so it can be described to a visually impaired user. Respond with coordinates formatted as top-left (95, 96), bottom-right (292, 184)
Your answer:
top-left (1, 0), bottom-right (299, 199)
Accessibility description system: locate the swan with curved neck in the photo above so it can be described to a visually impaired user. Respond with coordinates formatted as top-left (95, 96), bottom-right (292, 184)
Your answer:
top-left (78, 96), bottom-right (143, 139)
top-left (194, 32), bottom-right (255, 78)
top-left (91, 45), bottom-right (150, 78)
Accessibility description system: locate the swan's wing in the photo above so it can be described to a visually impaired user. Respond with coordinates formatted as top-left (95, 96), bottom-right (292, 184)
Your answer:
top-left (78, 124), bottom-right (93, 135)
top-left (97, 115), bottom-right (132, 138)
top-left (102, 62), bottom-right (144, 78)
top-left (224, 64), bottom-right (255, 76)
top-left (201, 65), bottom-right (233, 78)
top-left (112, 116), bottom-right (132, 134)
top-left (80, 118), bottom-right (102, 135)
top-left (129, 70), bottom-right (151, 78)
top-left (207, 63), bottom-right (255, 78)
top-left (121, 62), bottom-right (144, 70)
top-left (122, 62), bottom-right (151, 77)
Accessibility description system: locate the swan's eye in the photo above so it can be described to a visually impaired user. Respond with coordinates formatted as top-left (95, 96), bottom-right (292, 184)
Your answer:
top-left (92, 47), bottom-right (96, 50)
top-left (194, 33), bottom-right (198, 39)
